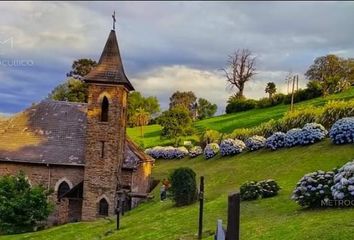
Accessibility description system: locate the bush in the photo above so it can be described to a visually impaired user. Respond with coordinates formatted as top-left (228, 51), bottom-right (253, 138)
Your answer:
top-left (258, 180), bottom-right (281, 198)
top-left (245, 135), bottom-right (266, 151)
top-left (145, 146), bottom-right (188, 159)
top-left (320, 100), bottom-right (354, 129)
top-left (265, 132), bottom-right (286, 150)
top-left (281, 108), bottom-right (322, 131)
top-left (292, 170), bottom-right (335, 207)
top-left (331, 160), bottom-right (354, 201)
top-left (329, 117), bottom-right (354, 144)
top-left (254, 119), bottom-right (283, 138)
top-left (226, 99), bottom-right (257, 114)
top-left (203, 143), bottom-right (220, 159)
top-left (300, 123), bottom-right (327, 145)
top-left (189, 146), bottom-right (203, 158)
top-left (285, 128), bottom-right (303, 147)
top-left (220, 139), bottom-right (246, 156)
top-left (240, 181), bottom-right (261, 201)
top-left (229, 128), bottom-right (256, 141)
top-left (169, 167), bottom-right (198, 206)
top-left (199, 129), bottom-right (222, 148)
top-left (0, 172), bottom-right (53, 234)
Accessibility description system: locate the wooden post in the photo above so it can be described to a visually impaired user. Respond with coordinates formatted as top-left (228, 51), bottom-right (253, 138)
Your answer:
top-left (226, 192), bottom-right (240, 240)
top-left (198, 176), bottom-right (204, 239)
top-left (296, 75), bottom-right (299, 91)
top-left (290, 76), bottom-right (296, 111)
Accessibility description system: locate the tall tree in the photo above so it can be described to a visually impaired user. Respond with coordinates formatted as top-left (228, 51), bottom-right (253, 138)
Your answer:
top-left (222, 49), bottom-right (256, 98)
top-left (49, 58), bottom-right (97, 102)
top-left (132, 108), bottom-right (150, 137)
top-left (127, 92), bottom-right (160, 127)
top-left (197, 98), bottom-right (217, 120)
top-left (157, 106), bottom-right (193, 146)
top-left (265, 82), bottom-right (277, 99)
top-left (67, 58), bottom-right (97, 79)
top-left (305, 54), bottom-right (351, 95)
top-left (169, 91), bottom-right (197, 119)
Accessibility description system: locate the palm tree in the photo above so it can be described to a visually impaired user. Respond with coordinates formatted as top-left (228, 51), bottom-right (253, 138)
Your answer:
top-left (133, 108), bottom-right (150, 137)
top-left (265, 82), bottom-right (277, 99)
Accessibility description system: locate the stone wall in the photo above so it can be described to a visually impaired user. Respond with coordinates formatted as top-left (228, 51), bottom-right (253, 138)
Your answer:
top-left (82, 84), bottom-right (128, 220)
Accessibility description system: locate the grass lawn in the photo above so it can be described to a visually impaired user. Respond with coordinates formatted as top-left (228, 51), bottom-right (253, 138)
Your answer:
top-left (3, 139), bottom-right (354, 240)
top-left (128, 87), bottom-right (354, 148)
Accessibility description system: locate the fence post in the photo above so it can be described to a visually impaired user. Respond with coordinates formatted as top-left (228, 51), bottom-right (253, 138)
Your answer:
top-left (226, 192), bottom-right (240, 240)
top-left (198, 176), bottom-right (204, 239)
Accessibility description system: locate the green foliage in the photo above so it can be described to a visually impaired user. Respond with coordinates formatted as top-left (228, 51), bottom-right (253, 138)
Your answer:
top-left (158, 106), bottom-right (194, 146)
top-left (258, 180), bottom-right (281, 198)
top-left (229, 128), bottom-right (255, 141)
top-left (48, 78), bottom-right (88, 103)
top-left (196, 98), bottom-right (217, 120)
top-left (305, 54), bottom-right (353, 95)
top-left (169, 168), bottom-right (197, 206)
top-left (128, 92), bottom-right (160, 127)
top-left (281, 107), bottom-right (322, 130)
top-left (0, 172), bottom-right (53, 234)
top-left (66, 58), bottom-right (97, 79)
top-left (226, 99), bottom-right (257, 114)
top-left (319, 100), bottom-right (354, 128)
top-left (240, 181), bottom-right (260, 201)
top-left (283, 87), bottom-right (323, 104)
top-left (169, 91), bottom-right (197, 118)
top-left (265, 82), bottom-right (277, 99)
top-left (199, 129), bottom-right (222, 148)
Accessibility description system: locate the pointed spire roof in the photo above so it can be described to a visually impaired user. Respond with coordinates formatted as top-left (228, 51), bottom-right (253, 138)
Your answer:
top-left (84, 30), bottom-right (134, 91)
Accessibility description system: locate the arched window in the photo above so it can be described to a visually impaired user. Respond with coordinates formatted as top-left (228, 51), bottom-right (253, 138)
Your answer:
top-left (101, 96), bottom-right (109, 122)
top-left (57, 181), bottom-right (70, 200)
top-left (98, 198), bottom-right (109, 216)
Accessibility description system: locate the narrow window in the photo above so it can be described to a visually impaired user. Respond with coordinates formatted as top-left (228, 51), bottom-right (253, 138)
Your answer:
top-left (57, 181), bottom-right (70, 200)
top-left (101, 96), bottom-right (109, 122)
top-left (100, 141), bottom-right (105, 158)
top-left (99, 198), bottom-right (109, 216)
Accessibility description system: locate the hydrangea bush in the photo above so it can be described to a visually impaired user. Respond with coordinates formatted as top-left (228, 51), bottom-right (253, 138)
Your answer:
top-left (292, 170), bottom-right (335, 207)
top-left (284, 128), bottom-right (303, 147)
top-left (258, 180), bottom-right (281, 198)
top-left (300, 123), bottom-right (327, 145)
top-left (145, 146), bottom-right (188, 159)
top-left (265, 132), bottom-right (286, 150)
top-left (331, 160), bottom-right (354, 201)
top-left (220, 139), bottom-right (246, 156)
top-left (329, 117), bottom-right (354, 144)
top-left (203, 143), bottom-right (220, 159)
top-left (245, 135), bottom-right (266, 151)
top-left (189, 146), bottom-right (203, 158)
top-left (240, 181), bottom-right (261, 201)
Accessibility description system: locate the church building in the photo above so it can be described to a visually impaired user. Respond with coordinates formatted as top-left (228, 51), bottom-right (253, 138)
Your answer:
top-left (0, 26), bottom-right (154, 225)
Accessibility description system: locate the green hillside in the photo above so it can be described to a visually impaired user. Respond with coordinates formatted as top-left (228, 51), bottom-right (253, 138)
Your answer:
top-left (3, 139), bottom-right (354, 240)
top-left (128, 87), bottom-right (354, 148)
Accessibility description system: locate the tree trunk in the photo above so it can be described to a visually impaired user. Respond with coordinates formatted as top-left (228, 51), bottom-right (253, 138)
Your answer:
top-left (140, 125), bottom-right (144, 138)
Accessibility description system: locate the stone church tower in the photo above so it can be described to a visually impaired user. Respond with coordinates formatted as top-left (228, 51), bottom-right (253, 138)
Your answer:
top-left (81, 29), bottom-right (134, 220)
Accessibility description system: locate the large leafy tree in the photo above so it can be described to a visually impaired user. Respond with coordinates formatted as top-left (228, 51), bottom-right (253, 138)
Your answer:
top-left (132, 107), bottom-right (150, 137)
top-left (265, 82), bottom-right (277, 99)
top-left (157, 106), bottom-right (193, 146)
top-left (305, 54), bottom-right (352, 95)
top-left (49, 58), bottom-right (96, 102)
top-left (222, 49), bottom-right (256, 98)
top-left (169, 91), bottom-right (197, 119)
top-left (127, 92), bottom-right (160, 127)
top-left (197, 98), bottom-right (217, 120)
top-left (0, 172), bottom-right (53, 234)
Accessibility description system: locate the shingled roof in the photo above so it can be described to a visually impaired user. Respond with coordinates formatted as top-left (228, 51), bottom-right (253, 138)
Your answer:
top-left (83, 30), bottom-right (134, 91)
top-left (0, 100), bottom-right (153, 167)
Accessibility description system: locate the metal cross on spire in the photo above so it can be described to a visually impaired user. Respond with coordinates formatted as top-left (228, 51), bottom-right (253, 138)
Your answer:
top-left (112, 11), bottom-right (116, 30)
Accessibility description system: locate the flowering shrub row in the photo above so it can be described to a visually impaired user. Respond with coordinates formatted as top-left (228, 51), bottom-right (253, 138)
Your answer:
top-left (240, 179), bottom-right (281, 201)
top-left (204, 143), bottom-right (220, 159)
top-left (245, 135), bottom-right (266, 151)
top-left (189, 146), bottom-right (203, 158)
top-left (331, 161), bottom-right (354, 201)
top-left (329, 117), bottom-right (354, 144)
top-left (220, 139), bottom-right (246, 156)
top-left (265, 132), bottom-right (286, 150)
top-left (145, 146), bottom-right (188, 159)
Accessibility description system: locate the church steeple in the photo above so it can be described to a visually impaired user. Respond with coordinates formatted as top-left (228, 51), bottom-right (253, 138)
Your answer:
top-left (84, 29), bottom-right (134, 91)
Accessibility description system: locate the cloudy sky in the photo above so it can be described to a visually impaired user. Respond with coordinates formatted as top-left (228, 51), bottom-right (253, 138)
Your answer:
top-left (0, 1), bottom-right (354, 115)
